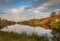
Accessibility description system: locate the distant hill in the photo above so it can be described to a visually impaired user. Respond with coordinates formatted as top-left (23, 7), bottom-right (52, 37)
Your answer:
top-left (0, 18), bottom-right (16, 29)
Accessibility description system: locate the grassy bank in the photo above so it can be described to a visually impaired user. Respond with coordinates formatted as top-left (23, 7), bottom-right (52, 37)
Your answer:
top-left (0, 31), bottom-right (49, 41)
top-left (0, 31), bottom-right (60, 41)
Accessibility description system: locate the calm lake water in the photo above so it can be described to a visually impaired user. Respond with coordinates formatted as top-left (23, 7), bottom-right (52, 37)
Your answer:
top-left (1, 24), bottom-right (52, 37)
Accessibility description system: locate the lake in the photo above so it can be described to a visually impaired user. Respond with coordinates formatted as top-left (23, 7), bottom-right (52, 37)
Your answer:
top-left (0, 24), bottom-right (52, 37)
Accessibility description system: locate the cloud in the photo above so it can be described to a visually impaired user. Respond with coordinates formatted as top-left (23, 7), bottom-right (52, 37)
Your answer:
top-left (28, 0), bottom-right (60, 12)
top-left (0, 5), bottom-right (50, 22)
top-left (0, 6), bottom-right (24, 21)
top-left (0, 0), bottom-right (60, 13)
top-left (5, 0), bottom-right (10, 2)
top-left (11, 9), bottom-right (20, 13)
top-left (0, 6), bottom-right (34, 21)
top-left (33, 6), bottom-right (46, 13)
top-left (0, 0), bottom-right (60, 21)
top-left (43, 0), bottom-right (60, 7)
top-left (0, 0), bottom-right (20, 8)
top-left (31, 0), bottom-right (60, 8)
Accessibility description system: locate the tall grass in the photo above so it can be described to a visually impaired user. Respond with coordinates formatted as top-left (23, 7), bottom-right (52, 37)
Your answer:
top-left (0, 31), bottom-right (60, 41)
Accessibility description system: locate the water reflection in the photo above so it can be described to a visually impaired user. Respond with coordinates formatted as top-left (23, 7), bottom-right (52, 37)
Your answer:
top-left (1, 24), bottom-right (52, 37)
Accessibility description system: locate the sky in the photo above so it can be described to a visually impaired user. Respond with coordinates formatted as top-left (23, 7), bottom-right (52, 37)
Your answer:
top-left (0, 0), bottom-right (60, 21)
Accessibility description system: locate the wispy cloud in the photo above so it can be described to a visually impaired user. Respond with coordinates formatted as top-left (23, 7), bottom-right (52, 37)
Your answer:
top-left (0, 0), bottom-right (60, 21)
top-left (29, 0), bottom-right (60, 12)
top-left (43, 0), bottom-right (60, 7)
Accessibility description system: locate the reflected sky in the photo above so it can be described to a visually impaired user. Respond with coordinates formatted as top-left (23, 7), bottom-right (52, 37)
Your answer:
top-left (1, 24), bottom-right (52, 37)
